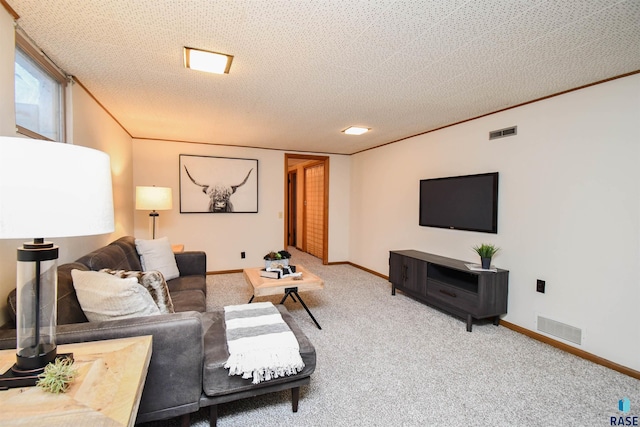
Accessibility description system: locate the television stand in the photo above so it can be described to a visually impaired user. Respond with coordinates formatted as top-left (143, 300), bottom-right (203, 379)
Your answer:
top-left (389, 250), bottom-right (509, 331)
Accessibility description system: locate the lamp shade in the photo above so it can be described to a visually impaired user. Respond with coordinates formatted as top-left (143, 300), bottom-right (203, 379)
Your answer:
top-left (0, 137), bottom-right (114, 239)
top-left (135, 186), bottom-right (173, 211)
top-left (0, 136), bottom-right (114, 384)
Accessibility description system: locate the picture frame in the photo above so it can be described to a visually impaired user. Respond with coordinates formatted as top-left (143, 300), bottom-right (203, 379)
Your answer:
top-left (179, 154), bottom-right (258, 213)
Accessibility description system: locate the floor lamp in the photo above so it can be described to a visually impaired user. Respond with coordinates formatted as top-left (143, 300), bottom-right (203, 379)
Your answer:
top-left (135, 186), bottom-right (173, 239)
top-left (0, 137), bottom-right (114, 387)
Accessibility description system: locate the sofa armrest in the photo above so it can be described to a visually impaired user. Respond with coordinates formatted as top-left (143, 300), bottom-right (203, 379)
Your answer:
top-left (0, 312), bottom-right (204, 422)
top-left (175, 251), bottom-right (207, 277)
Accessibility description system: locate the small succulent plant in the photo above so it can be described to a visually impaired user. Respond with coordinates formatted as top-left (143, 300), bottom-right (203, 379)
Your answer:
top-left (36, 357), bottom-right (78, 394)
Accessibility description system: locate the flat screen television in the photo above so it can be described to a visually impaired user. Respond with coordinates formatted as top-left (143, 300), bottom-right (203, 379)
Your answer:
top-left (419, 172), bottom-right (499, 233)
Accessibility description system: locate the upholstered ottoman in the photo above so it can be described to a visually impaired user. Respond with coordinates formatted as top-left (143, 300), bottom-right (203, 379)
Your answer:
top-left (198, 305), bottom-right (316, 426)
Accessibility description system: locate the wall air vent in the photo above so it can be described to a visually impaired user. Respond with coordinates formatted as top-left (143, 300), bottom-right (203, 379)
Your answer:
top-left (537, 316), bottom-right (582, 345)
top-left (489, 126), bottom-right (517, 140)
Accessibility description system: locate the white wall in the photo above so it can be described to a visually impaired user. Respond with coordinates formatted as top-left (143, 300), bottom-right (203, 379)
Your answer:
top-left (350, 74), bottom-right (640, 371)
top-left (0, 9), bottom-right (15, 136)
top-left (0, 7), bottom-right (134, 324)
top-left (0, 7), bottom-right (17, 325)
top-left (132, 139), bottom-right (350, 271)
top-left (61, 82), bottom-right (134, 257)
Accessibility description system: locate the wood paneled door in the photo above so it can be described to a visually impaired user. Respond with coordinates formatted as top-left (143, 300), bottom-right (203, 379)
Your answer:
top-left (284, 154), bottom-right (329, 264)
top-left (303, 162), bottom-right (324, 258)
top-left (287, 170), bottom-right (297, 247)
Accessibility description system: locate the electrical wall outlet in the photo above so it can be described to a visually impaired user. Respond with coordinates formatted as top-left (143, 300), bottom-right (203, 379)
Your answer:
top-left (536, 279), bottom-right (546, 293)
top-left (241, 252), bottom-right (246, 259)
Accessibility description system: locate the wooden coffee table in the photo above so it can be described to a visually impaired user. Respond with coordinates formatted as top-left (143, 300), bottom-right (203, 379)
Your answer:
top-left (243, 265), bottom-right (324, 329)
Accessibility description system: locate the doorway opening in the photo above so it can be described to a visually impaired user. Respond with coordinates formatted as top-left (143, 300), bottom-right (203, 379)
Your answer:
top-left (284, 154), bottom-right (329, 264)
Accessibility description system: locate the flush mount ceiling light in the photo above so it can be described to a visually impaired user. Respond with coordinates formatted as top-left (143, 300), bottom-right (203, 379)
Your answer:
top-left (342, 126), bottom-right (370, 135)
top-left (184, 47), bottom-right (233, 74)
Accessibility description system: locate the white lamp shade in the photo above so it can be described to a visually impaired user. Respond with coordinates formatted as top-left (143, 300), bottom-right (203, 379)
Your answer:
top-left (0, 137), bottom-right (115, 239)
top-left (136, 186), bottom-right (173, 211)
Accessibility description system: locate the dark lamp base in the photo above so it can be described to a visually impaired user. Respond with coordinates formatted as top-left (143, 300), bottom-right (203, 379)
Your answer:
top-left (16, 343), bottom-right (57, 371)
top-left (0, 353), bottom-right (73, 390)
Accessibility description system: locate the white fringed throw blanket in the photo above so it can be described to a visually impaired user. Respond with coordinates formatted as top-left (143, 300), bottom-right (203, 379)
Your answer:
top-left (224, 302), bottom-right (305, 384)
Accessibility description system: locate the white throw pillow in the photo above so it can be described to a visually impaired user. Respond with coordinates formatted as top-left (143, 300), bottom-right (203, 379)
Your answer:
top-left (135, 237), bottom-right (180, 280)
top-left (71, 269), bottom-right (160, 322)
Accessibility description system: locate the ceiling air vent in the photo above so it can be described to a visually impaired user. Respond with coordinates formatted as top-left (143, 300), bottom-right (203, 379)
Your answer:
top-left (489, 126), bottom-right (517, 140)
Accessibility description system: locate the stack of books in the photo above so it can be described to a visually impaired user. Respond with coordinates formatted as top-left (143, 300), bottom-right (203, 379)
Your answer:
top-left (465, 263), bottom-right (497, 272)
top-left (260, 265), bottom-right (300, 279)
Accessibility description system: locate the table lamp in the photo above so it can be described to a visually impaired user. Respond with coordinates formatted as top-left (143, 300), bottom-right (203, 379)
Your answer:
top-left (135, 186), bottom-right (172, 239)
top-left (0, 136), bottom-right (114, 387)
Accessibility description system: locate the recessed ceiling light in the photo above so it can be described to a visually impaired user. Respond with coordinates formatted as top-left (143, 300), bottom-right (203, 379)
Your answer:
top-left (342, 126), bottom-right (370, 135)
top-left (184, 47), bottom-right (233, 74)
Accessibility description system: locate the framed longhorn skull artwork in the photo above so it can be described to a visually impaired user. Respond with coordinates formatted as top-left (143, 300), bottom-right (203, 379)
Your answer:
top-left (179, 154), bottom-right (258, 213)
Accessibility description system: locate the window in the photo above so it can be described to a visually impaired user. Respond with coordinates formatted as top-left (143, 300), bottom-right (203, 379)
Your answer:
top-left (14, 33), bottom-right (66, 141)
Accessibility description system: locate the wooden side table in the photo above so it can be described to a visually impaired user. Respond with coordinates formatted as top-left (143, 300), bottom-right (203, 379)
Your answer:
top-left (0, 335), bottom-right (152, 427)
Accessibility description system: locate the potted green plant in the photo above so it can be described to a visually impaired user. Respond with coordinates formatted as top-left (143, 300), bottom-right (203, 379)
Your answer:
top-left (472, 244), bottom-right (500, 269)
top-left (263, 250), bottom-right (292, 269)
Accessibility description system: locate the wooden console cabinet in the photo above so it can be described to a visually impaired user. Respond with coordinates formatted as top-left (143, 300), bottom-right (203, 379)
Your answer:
top-left (389, 250), bottom-right (509, 332)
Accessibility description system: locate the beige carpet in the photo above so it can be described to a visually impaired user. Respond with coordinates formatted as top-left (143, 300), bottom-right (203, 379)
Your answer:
top-left (142, 248), bottom-right (640, 427)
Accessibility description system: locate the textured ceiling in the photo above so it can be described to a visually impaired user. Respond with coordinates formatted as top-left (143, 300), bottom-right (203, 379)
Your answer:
top-left (8, 0), bottom-right (640, 155)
